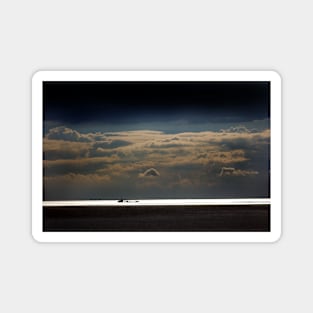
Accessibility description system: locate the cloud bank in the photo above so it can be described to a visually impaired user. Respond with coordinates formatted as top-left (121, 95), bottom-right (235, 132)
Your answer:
top-left (43, 125), bottom-right (270, 200)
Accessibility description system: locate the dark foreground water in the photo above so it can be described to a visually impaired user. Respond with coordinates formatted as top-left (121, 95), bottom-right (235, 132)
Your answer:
top-left (43, 205), bottom-right (270, 232)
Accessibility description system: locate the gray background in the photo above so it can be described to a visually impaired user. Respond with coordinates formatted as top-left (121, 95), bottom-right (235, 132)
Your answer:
top-left (0, 0), bottom-right (311, 312)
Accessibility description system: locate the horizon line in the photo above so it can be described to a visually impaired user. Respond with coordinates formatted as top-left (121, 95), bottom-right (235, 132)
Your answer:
top-left (43, 198), bottom-right (271, 207)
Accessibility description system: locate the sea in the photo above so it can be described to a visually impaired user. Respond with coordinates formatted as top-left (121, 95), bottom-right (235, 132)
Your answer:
top-left (43, 200), bottom-right (270, 232)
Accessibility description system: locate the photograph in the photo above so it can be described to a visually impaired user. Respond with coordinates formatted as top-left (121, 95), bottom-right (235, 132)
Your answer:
top-left (32, 71), bottom-right (281, 242)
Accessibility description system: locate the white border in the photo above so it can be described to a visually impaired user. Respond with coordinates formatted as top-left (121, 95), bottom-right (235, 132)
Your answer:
top-left (32, 71), bottom-right (281, 243)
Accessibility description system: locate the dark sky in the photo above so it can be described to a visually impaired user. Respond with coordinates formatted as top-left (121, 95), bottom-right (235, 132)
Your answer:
top-left (43, 82), bottom-right (270, 125)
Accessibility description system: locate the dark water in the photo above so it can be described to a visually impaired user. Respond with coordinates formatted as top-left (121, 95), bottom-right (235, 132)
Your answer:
top-left (43, 205), bottom-right (270, 232)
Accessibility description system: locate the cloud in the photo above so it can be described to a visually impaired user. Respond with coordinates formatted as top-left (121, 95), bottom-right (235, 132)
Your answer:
top-left (43, 155), bottom-right (121, 176)
top-left (46, 126), bottom-right (93, 142)
top-left (147, 142), bottom-right (184, 149)
top-left (45, 173), bottom-right (111, 184)
top-left (93, 140), bottom-right (132, 149)
top-left (220, 125), bottom-right (258, 133)
top-left (138, 168), bottom-right (160, 178)
top-left (219, 167), bottom-right (259, 177)
top-left (43, 138), bottom-right (92, 160)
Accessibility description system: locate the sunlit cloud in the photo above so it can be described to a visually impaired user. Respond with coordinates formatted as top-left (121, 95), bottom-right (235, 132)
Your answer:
top-left (46, 126), bottom-right (94, 142)
top-left (138, 168), bottom-right (160, 178)
top-left (219, 167), bottom-right (259, 177)
top-left (219, 125), bottom-right (258, 133)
